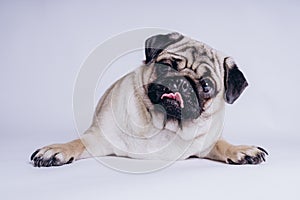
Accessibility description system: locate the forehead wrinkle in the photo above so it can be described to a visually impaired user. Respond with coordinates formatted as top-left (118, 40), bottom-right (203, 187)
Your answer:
top-left (194, 64), bottom-right (212, 77)
top-left (192, 56), bottom-right (214, 70)
top-left (160, 50), bottom-right (220, 81)
top-left (164, 46), bottom-right (195, 69)
top-left (171, 42), bottom-right (214, 66)
top-left (159, 38), bottom-right (222, 79)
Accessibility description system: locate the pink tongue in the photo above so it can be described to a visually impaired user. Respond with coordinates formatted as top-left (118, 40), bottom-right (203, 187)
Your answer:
top-left (161, 92), bottom-right (184, 108)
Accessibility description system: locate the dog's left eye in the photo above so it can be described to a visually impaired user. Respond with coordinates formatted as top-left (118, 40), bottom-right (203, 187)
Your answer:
top-left (200, 78), bottom-right (214, 94)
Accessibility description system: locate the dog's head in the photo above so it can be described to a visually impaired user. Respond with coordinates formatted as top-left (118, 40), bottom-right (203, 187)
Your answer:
top-left (146, 32), bottom-right (248, 122)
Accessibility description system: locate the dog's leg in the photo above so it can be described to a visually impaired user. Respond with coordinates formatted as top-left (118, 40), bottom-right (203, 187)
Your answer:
top-left (30, 127), bottom-right (113, 167)
top-left (30, 138), bottom-right (85, 167)
top-left (205, 139), bottom-right (268, 165)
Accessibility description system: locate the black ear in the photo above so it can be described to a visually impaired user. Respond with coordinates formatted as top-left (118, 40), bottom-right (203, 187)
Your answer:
top-left (145, 32), bottom-right (183, 64)
top-left (223, 57), bottom-right (248, 104)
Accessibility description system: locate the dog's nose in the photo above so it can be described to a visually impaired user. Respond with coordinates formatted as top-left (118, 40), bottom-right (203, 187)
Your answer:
top-left (177, 77), bottom-right (190, 93)
top-left (162, 76), bottom-right (191, 93)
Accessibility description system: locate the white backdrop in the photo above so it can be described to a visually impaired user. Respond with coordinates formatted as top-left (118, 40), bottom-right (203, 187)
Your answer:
top-left (1, 0), bottom-right (299, 199)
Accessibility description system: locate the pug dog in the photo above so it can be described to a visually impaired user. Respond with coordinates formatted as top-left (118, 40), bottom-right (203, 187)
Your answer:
top-left (31, 32), bottom-right (268, 167)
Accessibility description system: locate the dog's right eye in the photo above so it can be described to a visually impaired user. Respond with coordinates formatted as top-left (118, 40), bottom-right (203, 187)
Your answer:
top-left (155, 62), bottom-right (172, 75)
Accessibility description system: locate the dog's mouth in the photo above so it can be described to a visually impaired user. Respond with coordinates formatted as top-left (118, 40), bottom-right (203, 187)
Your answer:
top-left (161, 92), bottom-right (184, 108)
top-left (147, 79), bottom-right (202, 121)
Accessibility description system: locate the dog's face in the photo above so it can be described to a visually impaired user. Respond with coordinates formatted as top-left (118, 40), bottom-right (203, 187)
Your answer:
top-left (145, 33), bottom-right (248, 122)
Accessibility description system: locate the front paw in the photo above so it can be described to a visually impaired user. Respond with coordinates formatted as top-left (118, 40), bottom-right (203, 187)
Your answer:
top-left (30, 144), bottom-right (75, 167)
top-left (226, 146), bottom-right (268, 165)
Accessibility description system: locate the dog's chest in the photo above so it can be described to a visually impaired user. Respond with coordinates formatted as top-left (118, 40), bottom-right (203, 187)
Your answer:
top-left (122, 106), bottom-right (225, 160)
top-left (112, 116), bottom-right (222, 160)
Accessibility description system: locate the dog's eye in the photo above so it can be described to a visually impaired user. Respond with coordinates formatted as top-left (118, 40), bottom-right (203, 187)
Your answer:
top-left (155, 62), bottom-right (172, 75)
top-left (200, 78), bottom-right (214, 94)
top-left (157, 60), bottom-right (172, 67)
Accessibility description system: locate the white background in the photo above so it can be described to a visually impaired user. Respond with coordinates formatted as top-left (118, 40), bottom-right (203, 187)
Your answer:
top-left (1, 0), bottom-right (299, 199)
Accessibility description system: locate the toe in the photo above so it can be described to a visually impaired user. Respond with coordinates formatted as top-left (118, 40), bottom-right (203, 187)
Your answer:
top-left (66, 157), bottom-right (74, 164)
top-left (245, 155), bottom-right (254, 164)
top-left (257, 147), bottom-right (269, 155)
top-left (30, 149), bottom-right (40, 161)
top-left (242, 147), bottom-right (268, 165)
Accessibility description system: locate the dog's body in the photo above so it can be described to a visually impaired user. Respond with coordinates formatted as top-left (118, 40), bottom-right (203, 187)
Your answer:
top-left (31, 33), bottom-right (267, 167)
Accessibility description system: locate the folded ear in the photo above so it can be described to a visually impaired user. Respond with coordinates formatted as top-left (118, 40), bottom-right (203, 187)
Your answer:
top-left (223, 57), bottom-right (248, 104)
top-left (145, 32), bottom-right (183, 64)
